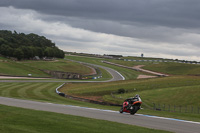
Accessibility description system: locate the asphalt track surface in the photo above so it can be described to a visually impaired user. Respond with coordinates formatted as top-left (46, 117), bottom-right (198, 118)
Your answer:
top-left (0, 97), bottom-right (199, 133)
top-left (0, 62), bottom-right (200, 133)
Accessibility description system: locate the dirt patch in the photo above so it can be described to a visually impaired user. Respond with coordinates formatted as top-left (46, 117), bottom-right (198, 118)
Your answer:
top-left (133, 65), bottom-right (169, 77)
top-left (132, 65), bottom-right (145, 69)
top-left (137, 75), bottom-right (157, 79)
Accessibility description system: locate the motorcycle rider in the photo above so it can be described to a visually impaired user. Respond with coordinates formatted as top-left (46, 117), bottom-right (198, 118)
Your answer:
top-left (124, 94), bottom-right (141, 109)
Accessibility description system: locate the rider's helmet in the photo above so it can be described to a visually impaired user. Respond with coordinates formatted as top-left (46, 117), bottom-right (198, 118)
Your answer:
top-left (135, 94), bottom-right (140, 98)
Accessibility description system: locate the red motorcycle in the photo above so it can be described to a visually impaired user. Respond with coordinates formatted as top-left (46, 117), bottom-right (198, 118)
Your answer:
top-left (119, 94), bottom-right (142, 115)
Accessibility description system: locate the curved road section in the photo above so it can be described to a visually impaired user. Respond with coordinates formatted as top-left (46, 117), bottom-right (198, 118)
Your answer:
top-left (65, 59), bottom-right (125, 82)
top-left (0, 97), bottom-right (199, 133)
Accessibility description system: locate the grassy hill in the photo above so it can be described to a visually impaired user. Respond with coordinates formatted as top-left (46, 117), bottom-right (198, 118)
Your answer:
top-left (60, 76), bottom-right (200, 106)
top-left (20, 60), bottom-right (92, 75)
top-left (0, 59), bottom-right (49, 77)
top-left (0, 57), bottom-right (93, 77)
top-left (143, 63), bottom-right (200, 75)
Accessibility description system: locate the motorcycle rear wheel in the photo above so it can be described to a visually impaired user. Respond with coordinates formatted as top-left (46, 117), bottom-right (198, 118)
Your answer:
top-left (119, 107), bottom-right (123, 113)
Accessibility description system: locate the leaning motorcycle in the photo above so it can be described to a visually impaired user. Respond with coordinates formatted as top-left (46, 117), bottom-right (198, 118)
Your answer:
top-left (119, 95), bottom-right (142, 115)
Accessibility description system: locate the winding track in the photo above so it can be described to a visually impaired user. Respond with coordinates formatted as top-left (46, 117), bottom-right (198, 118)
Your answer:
top-left (0, 62), bottom-right (199, 133)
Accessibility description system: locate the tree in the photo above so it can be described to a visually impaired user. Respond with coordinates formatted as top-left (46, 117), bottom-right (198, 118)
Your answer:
top-left (13, 48), bottom-right (24, 60)
top-left (44, 47), bottom-right (54, 57)
top-left (0, 30), bottom-right (64, 59)
top-left (0, 44), bottom-right (12, 56)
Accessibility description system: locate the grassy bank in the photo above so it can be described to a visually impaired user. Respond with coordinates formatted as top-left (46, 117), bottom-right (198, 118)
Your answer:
top-left (143, 62), bottom-right (200, 75)
top-left (20, 60), bottom-right (92, 75)
top-left (62, 76), bottom-right (200, 105)
top-left (0, 60), bottom-right (49, 77)
top-left (0, 57), bottom-right (95, 77)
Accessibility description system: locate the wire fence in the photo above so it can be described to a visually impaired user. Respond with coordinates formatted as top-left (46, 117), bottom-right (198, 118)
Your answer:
top-left (152, 103), bottom-right (200, 114)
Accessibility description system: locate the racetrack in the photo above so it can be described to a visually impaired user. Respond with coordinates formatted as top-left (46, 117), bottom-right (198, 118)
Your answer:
top-left (0, 96), bottom-right (199, 133)
top-left (0, 61), bottom-right (199, 133)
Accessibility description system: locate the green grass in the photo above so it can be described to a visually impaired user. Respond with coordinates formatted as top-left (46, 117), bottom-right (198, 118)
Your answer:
top-left (20, 60), bottom-right (92, 75)
top-left (143, 62), bottom-right (200, 75)
top-left (104, 85), bottom-right (200, 106)
top-left (0, 57), bottom-right (95, 77)
top-left (62, 76), bottom-right (200, 101)
top-left (0, 104), bottom-right (170, 133)
top-left (0, 61), bottom-right (49, 77)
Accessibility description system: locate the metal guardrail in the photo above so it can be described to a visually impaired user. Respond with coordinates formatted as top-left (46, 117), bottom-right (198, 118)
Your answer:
top-left (55, 83), bottom-right (66, 96)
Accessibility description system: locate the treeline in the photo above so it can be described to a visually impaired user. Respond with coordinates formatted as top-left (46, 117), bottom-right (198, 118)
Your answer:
top-left (0, 30), bottom-right (65, 60)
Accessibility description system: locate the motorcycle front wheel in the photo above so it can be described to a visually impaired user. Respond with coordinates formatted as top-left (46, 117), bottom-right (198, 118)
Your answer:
top-left (130, 106), bottom-right (139, 115)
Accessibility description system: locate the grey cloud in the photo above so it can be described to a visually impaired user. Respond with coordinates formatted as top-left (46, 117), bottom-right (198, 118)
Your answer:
top-left (1, 1), bottom-right (200, 61)
top-left (2, 0), bottom-right (200, 49)
top-left (1, 0), bottom-right (200, 29)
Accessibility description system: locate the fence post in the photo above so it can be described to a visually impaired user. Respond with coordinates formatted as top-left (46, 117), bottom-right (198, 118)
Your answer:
top-left (151, 104), bottom-right (198, 114)
top-left (163, 104), bottom-right (165, 111)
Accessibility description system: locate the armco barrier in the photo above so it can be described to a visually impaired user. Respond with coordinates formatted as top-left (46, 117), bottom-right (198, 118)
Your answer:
top-left (55, 83), bottom-right (66, 96)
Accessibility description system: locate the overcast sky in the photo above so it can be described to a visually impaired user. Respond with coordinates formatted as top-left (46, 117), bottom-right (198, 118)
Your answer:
top-left (1, 0), bottom-right (200, 61)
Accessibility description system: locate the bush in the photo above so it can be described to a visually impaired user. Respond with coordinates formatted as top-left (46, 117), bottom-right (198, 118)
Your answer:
top-left (118, 88), bottom-right (125, 94)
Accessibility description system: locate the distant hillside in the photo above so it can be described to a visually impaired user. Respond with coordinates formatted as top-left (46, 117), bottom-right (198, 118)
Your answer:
top-left (0, 30), bottom-right (64, 60)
